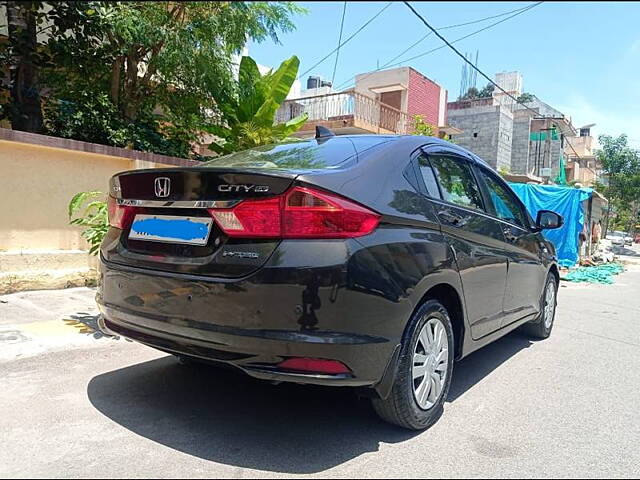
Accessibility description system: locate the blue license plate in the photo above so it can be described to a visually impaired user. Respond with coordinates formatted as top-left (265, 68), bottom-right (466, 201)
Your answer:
top-left (128, 214), bottom-right (213, 246)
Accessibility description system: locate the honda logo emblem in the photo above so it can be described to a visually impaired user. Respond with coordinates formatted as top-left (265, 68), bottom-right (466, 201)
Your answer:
top-left (154, 177), bottom-right (171, 198)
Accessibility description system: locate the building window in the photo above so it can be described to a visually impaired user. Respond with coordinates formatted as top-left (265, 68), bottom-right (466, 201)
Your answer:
top-left (473, 132), bottom-right (478, 138)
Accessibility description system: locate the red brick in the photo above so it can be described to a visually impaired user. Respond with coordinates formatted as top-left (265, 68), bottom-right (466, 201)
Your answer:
top-left (407, 68), bottom-right (442, 128)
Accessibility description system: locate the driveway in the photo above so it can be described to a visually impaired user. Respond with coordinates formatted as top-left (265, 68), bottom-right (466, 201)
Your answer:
top-left (1, 261), bottom-right (639, 478)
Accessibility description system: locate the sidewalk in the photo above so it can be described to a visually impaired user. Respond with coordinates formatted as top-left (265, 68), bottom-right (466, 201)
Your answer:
top-left (0, 287), bottom-right (121, 361)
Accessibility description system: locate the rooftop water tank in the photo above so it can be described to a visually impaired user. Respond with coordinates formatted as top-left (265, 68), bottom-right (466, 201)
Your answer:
top-left (307, 76), bottom-right (321, 89)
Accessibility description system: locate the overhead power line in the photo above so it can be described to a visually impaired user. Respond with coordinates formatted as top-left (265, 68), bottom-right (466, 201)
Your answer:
top-left (331, 2), bottom-right (348, 86)
top-left (299, 2), bottom-right (393, 80)
top-left (389, 0), bottom-right (542, 65)
top-left (403, 1), bottom-right (581, 164)
top-left (402, 0), bottom-right (543, 119)
top-left (337, 2), bottom-right (542, 90)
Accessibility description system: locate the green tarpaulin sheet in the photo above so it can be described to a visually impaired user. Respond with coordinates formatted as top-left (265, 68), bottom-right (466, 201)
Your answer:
top-left (564, 263), bottom-right (624, 284)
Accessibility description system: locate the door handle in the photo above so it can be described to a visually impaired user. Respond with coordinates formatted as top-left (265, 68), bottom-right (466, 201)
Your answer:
top-left (438, 210), bottom-right (465, 226)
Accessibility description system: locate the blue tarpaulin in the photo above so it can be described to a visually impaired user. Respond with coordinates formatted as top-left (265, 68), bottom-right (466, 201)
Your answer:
top-left (509, 183), bottom-right (593, 268)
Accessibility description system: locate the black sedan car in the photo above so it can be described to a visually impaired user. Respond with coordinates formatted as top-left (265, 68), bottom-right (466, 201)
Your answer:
top-left (97, 128), bottom-right (562, 430)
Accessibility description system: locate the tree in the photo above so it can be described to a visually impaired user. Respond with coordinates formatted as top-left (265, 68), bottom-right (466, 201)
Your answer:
top-left (411, 114), bottom-right (435, 137)
top-left (1, 1), bottom-right (46, 132)
top-left (459, 86), bottom-right (479, 101)
top-left (597, 134), bottom-right (640, 236)
top-left (41, 1), bottom-right (305, 156)
top-left (458, 84), bottom-right (494, 101)
top-left (207, 55), bottom-right (308, 155)
top-left (517, 92), bottom-right (535, 103)
top-left (478, 83), bottom-right (494, 98)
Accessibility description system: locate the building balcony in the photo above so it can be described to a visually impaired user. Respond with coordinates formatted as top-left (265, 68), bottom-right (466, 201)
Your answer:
top-left (275, 90), bottom-right (411, 137)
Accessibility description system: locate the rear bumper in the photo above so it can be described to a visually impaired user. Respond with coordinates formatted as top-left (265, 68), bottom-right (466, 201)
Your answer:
top-left (97, 258), bottom-right (402, 389)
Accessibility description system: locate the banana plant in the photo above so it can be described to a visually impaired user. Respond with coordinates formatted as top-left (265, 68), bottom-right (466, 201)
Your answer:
top-left (208, 55), bottom-right (308, 155)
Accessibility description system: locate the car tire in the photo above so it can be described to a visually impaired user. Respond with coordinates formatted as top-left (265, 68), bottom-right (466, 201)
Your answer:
top-left (372, 299), bottom-right (455, 430)
top-left (521, 274), bottom-right (557, 339)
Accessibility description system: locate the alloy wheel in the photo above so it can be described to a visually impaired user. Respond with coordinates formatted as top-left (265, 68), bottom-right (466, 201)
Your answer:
top-left (412, 316), bottom-right (449, 410)
top-left (543, 281), bottom-right (556, 329)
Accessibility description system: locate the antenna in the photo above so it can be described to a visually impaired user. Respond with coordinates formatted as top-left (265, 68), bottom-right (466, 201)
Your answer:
top-left (315, 125), bottom-right (336, 139)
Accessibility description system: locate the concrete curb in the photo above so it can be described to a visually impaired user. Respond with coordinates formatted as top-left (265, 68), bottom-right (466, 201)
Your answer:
top-left (0, 268), bottom-right (98, 295)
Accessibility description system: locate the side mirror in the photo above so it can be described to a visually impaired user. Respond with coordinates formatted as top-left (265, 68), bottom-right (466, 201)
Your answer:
top-left (535, 210), bottom-right (563, 230)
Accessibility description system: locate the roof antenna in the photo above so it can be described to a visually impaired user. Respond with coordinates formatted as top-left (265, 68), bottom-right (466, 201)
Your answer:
top-left (315, 125), bottom-right (336, 139)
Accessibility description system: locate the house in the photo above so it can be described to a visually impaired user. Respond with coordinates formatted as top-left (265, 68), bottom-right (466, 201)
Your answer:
top-left (447, 71), bottom-right (594, 184)
top-left (275, 66), bottom-right (454, 137)
top-left (564, 124), bottom-right (602, 187)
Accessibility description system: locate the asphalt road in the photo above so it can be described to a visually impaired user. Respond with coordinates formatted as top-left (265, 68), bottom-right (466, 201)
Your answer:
top-left (1, 258), bottom-right (639, 478)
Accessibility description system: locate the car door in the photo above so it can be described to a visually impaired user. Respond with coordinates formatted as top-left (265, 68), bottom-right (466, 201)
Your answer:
top-left (417, 150), bottom-right (508, 339)
top-left (474, 166), bottom-right (547, 326)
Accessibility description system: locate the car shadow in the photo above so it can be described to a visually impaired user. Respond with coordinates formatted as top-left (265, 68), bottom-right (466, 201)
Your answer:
top-left (87, 331), bottom-right (532, 473)
top-left (447, 331), bottom-right (533, 402)
top-left (613, 245), bottom-right (640, 257)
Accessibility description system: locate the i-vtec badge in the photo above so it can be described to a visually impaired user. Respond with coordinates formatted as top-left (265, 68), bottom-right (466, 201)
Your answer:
top-left (222, 250), bottom-right (259, 259)
top-left (218, 184), bottom-right (270, 193)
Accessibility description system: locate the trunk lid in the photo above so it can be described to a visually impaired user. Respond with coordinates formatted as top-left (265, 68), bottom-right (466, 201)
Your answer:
top-left (102, 168), bottom-right (297, 278)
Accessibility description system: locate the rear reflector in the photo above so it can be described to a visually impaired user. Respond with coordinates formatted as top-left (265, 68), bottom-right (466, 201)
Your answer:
top-left (208, 186), bottom-right (380, 239)
top-left (277, 358), bottom-right (351, 375)
top-left (107, 196), bottom-right (136, 229)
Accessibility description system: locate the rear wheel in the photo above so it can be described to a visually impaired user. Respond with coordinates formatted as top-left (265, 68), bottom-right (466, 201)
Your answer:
top-left (521, 274), bottom-right (557, 339)
top-left (372, 300), bottom-right (454, 430)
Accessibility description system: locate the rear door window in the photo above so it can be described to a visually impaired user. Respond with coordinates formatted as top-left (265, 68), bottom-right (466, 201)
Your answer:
top-left (416, 155), bottom-right (441, 198)
top-left (428, 155), bottom-right (485, 211)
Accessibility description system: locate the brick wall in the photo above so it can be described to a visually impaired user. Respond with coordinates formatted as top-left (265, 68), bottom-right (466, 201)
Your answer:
top-left (407, 68), bottom-right (442, 127)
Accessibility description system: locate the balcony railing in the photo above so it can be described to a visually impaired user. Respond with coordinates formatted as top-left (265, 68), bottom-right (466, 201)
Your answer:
top-left (275, 91), bottom-right (410, 134)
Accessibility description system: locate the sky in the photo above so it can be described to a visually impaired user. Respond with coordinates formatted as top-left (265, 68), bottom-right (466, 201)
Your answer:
top-left (248, 1), bottom-right (640, 148)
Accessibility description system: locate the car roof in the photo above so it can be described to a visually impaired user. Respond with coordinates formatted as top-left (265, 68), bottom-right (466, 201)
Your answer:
top-left (336, 134), bottom-right (491, 168)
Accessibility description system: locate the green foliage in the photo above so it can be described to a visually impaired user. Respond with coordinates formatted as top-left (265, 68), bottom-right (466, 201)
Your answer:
top-left (68, 191), bottom-right (108, 255)
top-left (478, 83), bottom-right (495, 98)
top-left (44, 92), bottom-right (193, 158)
top-left (36, 1), bottom-right (305, 158)
top-left (459, 87), bottom-right (480, 101)
top-left (208, 55), bottom-right (308, 154)
top-left (411, 115), bottom-right (435, 137)
top-left (517, 92), bottom-right (535, 103)
top-left (498, 166), bottom-right (511, 177)
top-left (458, 84), bottom-right (494, 101)
top-left (596, 134), bottom-right (640, 235)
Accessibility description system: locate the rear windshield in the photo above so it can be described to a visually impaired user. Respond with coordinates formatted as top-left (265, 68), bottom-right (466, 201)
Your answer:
top-left (203, 138), bottom-right (357, 171)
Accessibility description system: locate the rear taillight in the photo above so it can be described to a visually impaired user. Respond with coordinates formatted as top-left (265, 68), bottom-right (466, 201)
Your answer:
top-left (208, 186), bottom-right (380, 239)
top-left (107, 196), bottom-right (136, 229)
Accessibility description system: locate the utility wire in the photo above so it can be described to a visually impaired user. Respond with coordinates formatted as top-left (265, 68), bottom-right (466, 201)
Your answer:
top-left (404, 1), bottom-right (581, 165)
top-left (337, 2), bottom-right (542, 90)
top-left (379, 0), bottom-right (539, 71)
top-left (336, 3), bottom-right (540, 89)
top-left (299, 2), bottom-right (393, 80)
top-left (331, 1), bottom-right (348, 86)
top-left (402, 1), bottom-right (543, 118)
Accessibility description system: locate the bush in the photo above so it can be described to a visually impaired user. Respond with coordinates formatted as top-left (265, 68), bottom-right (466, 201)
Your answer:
top-left (45, 92), bottom-right (194, 158)
top-left (68, 191), bottom-right (108, 255)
